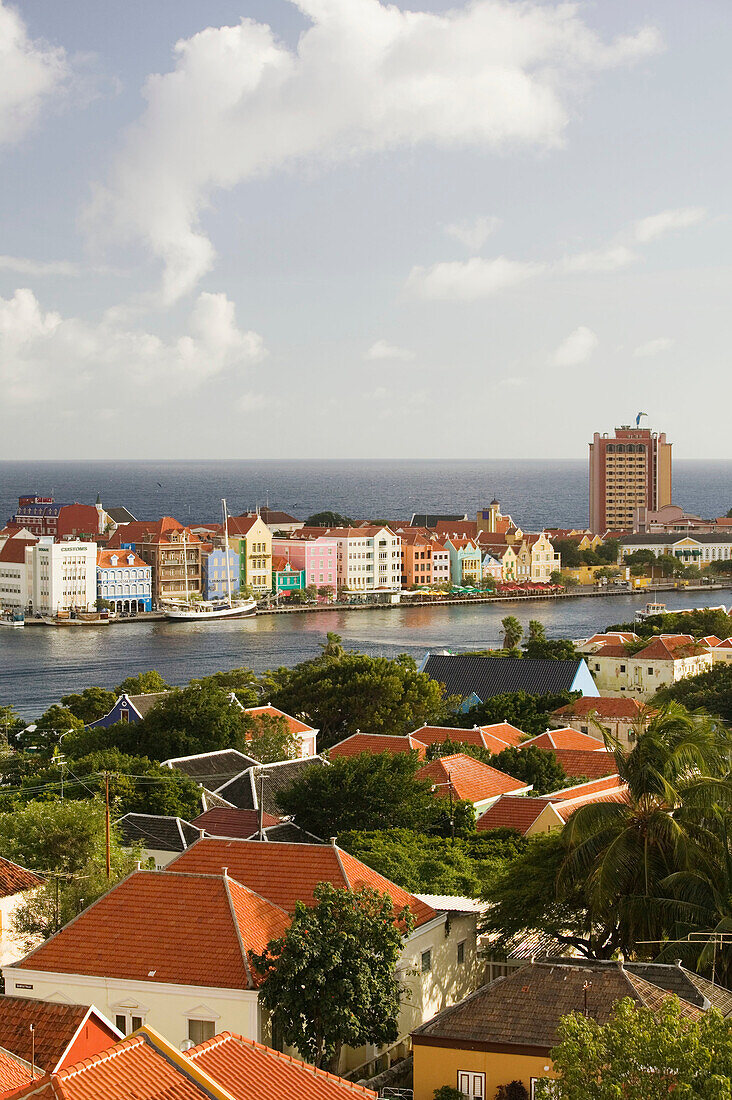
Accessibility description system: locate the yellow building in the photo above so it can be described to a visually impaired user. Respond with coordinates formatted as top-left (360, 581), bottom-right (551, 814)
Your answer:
top-left (227, 513), bottom-right (272, 594)
top-left (412, 960), bottom-right (707, 1100)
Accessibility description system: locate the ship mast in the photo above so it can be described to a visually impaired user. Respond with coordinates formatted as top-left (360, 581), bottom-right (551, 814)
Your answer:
top-left (222, 498), bottom-right (233, 607)
top-left (183, 530), bottom-right (190, 603)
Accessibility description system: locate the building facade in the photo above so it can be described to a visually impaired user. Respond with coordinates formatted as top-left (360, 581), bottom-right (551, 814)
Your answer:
top-left (444, 538), bottom-right (482, 586)
top-left (108, 519), bottom-right (203, 607)
top-left (227, 515), bottom-right (273, 594)
top-left (31, 540), bottom-right (97, 615)
top-left (589, 425), bottom-right (672, 534)
top-left (271, 558), bottom-right (306, 593)
top-left (288, 526), bottom-right (402, 591)
top-left (201, 544), bottom-right (240, 601)
top-left (272, 535), bottom-right (339, 590)
top-left (97, 550), bottom-right (152, 613)
top-left (9, 496), bottom-right (107, 540)
top-left (588, 635), bottom-right (713, 698)
top-left (620, 532), bottom-right (732, 568)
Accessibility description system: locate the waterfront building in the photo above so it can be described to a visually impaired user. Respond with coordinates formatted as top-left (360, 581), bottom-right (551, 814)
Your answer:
top-left (227, 514), bottom-right (272, 594)
top-left (513, 532), bottom-right (561, 583)
top-left (201, 542), bottom-right (240, 601)
top-left (31, 539), bottom-right (97, 616)
top-left (444, 537), bottom-right (482, 586)
top-left (588, 634), bottom-right (713, 698)
top-left (107, 518), bottom-right (203, 607)
top-left (97, 549), bottom-right (152, 613)
top-left (481, 551), bottom-right (503, 583)
top-left (0, 534), bottom-right (36, 611)
top-left (289, 526), bottom-right (402, 592)
top-left (476, 499), bottom-right (515, 536)
top-left (255, 508), bottom-right (304, 534)
top-left (8, 495), bottom-right (107, 540)
top-left (431, 539), bottom-right (450, 585)
top-left (272, 534), bottom-right (338, 590)
top-left (271, 556), bottom-right (305, 593)
top-left (400, 528), bottom-right (437, 588)
top-left (619, 531), bottom-right (732, 567)
top-left (589, 423), bottom-right (673, 534)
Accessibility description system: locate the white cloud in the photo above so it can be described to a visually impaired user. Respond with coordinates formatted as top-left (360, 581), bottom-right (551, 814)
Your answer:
top-left (560, 245), bottom-right (637, 273)
top-left (549, 326), bottom-right (598, 366)
top-left (406, 256), bottom-right (545, 301)
top-left (633, 336), bottom-right (674, 357)
top-left (0, 255), bottom-right (80, 277)
top-left (634, 207), bottom-right (706, 243)
top-left (0, 2), bottom-right (69, 146)
top-left (364, 339), bottom-right (415, 362)
top-left (0, 287), bottom-right (265, 408)
top-left (444, 215), bottom-right (501, 252)
top-left (86, 0), bottom-right (661, 301)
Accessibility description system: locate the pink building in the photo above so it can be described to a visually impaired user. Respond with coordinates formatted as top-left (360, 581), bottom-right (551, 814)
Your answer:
top-left (272, 534), bottom-right (339, 589)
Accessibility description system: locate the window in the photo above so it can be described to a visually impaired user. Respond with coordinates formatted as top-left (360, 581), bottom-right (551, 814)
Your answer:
top-left (458, 1071), bottom-right (485, 1100)
top-left (457, 940), bottom-right (465, 964)
top-left (115, 1012), bottom-right (143, 1035)
top-left (421, 949), bottom-right (432, 973)
top-left (620, 664), bottom-right (626, 673)
top-left (188, 1018), bottom-right (215, 1045)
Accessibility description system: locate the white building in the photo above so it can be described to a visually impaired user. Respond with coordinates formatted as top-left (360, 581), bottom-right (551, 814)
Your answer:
top-left (31, 539), bottom-right (97, 615)
top-left (620, 533), bottom-right (732, 568)
top-left (0, 537), bottom-right (35, 611)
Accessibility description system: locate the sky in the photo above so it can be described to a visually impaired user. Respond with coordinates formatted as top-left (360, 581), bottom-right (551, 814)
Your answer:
top-left (0, 0), bottom-right (730, 460)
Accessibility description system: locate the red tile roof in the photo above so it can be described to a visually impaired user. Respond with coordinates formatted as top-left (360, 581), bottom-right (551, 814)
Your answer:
top-left (329, 733), bottom-right (427, 760)
top-left (245, 705), bottom-right (316, 736)
top-left (410, 724), bottom-right (522, 752)
top-left (478, 722), bottom-right (526, 747)
top-left (417, 754), bottom-right (530, 803)
top-left (191, 808), bottom-right (280, 838)
top-left (106, 518), bottom-right (203, 548)
top-left (521, 728), bottom-right (604, 752)
top-left (15, 871), bottom-right (289, 990)
top-left (476, 796), bottom-right (555, 834)
top-left (0, 1047), bottom-right (33, 1093)
top-left (167, 839), bottom-right (436, 928)
top-left (97, 549), bottom-right (147, 569)
top-left (188, 1031), bottom-right (376, 1100)
top-left (0, 999), bottom-right (118, 1075)
top-left (635, 635), bottom-right (707, 660)
top-left (549, 748), bottom-right (616, 779)
top-left (0, 539), bottom-right (36, 564)
top-left (547, 774), bottom-right (625, 801)
top-left (552, 697), bottom-right (651, 720)
top-left (0, 857), bottom-right (42, 899)
top-left (555, 789), bottom-right (628, 822)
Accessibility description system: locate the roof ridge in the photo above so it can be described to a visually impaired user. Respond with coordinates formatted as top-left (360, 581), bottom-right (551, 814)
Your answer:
top-left (223, 874), bottom-right (255, 989)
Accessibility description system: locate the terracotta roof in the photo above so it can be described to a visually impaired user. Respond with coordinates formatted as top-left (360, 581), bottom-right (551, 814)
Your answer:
top-left (479, 723), bottom-right (527, 747)
top-left (15, 871), bottom-right (290, 989)
top-left (410, 725), bottom-right (523, 752)
top-left (0, 858), bottom-right (42, 899)
top-left (417, 754), bottom-right (530, 803)
top-left (0, 539), bottom-right (36, 564)
top-left (329, 733), bottom-right (427, 760)
top-left (521, 728), bottom-right (604, 752)
top-left (0, 1046), bottom-right (33, 1093)
top-left (635, 636), bottom-right (708, 661)
top-left (555, 789), bottom-right (628, 822)
top-left (96, 549), bottom-right (147, 569)
top-left (476, 797), bottom-right (556, 834)
top-left (547, 774), bottom-right (625, 801)
top-left (412, 961), bottom-right (701, 1051)
top-left (0, 999), bottom-right (116, 1075)
top-left (167, 838), bottom-right (437, 928)
top-left (187, 1031), bottom-right (376, 1099)
top-left (552, 697), bottom-right (650, 720)
top-left (245, 705), bottom-right (316, 736)
top-left (549, 748), bottom-right (616, 779)
top-left (191, 808), bottom-right (280, 838)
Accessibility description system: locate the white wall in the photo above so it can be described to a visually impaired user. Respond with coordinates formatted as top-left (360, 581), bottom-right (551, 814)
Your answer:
top-left (31, 541), bottom-right (97, 615)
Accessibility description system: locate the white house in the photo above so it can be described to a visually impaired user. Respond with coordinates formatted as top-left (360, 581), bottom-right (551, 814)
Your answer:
top-left (588, 634), bottom-right (713, 698)
top-left (0, 856), bottom-right (43, 966)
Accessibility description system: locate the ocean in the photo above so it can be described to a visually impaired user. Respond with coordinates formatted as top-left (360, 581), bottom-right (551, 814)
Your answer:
top-left (0, 458), bottom-right (730, 530)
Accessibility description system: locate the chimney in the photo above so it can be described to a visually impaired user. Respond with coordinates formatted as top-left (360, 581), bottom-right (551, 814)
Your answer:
top-left (222, 866), bottom-right (228, 878)
top-left (330, 836), bottom-right (337, 846)
top-left (198, 829), bottom-right (206, 839)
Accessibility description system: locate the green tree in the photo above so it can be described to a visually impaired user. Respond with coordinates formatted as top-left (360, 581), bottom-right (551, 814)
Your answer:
top-left (0, 705), bottom-right (23, 744)
top-left (552, 540), bottom-right (582, 568)
top-left (522, 622), bottom-right (579, 661)
top-left (277, 752), bottom-right (444, 836)
top-left (114, 670), bottom-right (169, 696)
top-left (560, 704), bottom-right (732, 952)
top-left (501, 616), bottom-right (523, 650)
top-left (305, 511), bottom-right (354, 527)
top-left (188, 667), bottom-right (259, 706)
top-left (654, 663), bottom-right (732, 723)
top-left (451, 691), bottom-right (578, 739)
top-left (489, 744), bottom-right (569, 796)
top-left (251, 882), bottom-right (412, 1072)
top-left (245, 713), bottom-right (298, 764)
top-left (264, 652), bottom-right (450, 749)
top-left (60, 687), bottom-right (117, 724)
top-left (536, 996), bottom-right (732, 1100)
top-left (321, 632), bottom-right (345, 658)
top-left (433, 1089), bottom-right (467, 1100)
top-left (596, 538), bottom-right (620, 564)
top-left (623, 549), bottom-right (657, 566)
top-left (496, 1084), bottom-right (529, 1100)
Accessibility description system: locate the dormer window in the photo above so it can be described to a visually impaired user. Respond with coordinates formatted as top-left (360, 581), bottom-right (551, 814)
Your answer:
top-left (110, 555), bottom-right (118, 566)
top-left (127, 554), bottom-right (135, 564)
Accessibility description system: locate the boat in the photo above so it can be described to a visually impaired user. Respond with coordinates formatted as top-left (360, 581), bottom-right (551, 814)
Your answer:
top-left (164, 498), bottom-right (258, 622)
top-left (635, 600), bottom-right (727, 622)
top-left (635, 600), bottom-right (667, 621)
top-left (0, 611), bottom-right (24, 627)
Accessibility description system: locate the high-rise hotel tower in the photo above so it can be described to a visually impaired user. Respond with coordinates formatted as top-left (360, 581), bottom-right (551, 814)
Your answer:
top-left (589, 424), bottom-right (672, 534)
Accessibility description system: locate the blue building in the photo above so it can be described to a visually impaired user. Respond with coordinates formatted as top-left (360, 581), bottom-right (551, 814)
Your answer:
top-left (201, 544), bottom-right (240, 601)
top-left (97, 550), bottom-right (152, 613)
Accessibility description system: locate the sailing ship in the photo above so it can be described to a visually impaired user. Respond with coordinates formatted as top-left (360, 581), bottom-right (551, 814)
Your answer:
top-left (163, 499), bottom-right (257, 621)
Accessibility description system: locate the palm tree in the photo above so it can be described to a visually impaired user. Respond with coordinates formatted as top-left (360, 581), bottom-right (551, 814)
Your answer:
top-left (501, 616), bottom-right (523, 651)
top-left (559, 704), bottom-right (732, 953)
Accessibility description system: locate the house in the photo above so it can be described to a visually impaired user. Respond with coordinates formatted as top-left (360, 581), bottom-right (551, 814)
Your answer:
top-left (588, 634), bottom-right (713, 698)
top-left (481, 551), bottom-right (503, 584)
top-left (244, 705), bottom-right (318, 758)
top-left (575, 631), bottom-right (638, 654)
top-left (416, 754), bottom-right (532, 813)
top-left (201, 542), bottom-right (240, 602)
top-left (88, 691), bottom-right (170, 728)
top-left (0, 536), bottom-right (36, 611)
top-left (329, 733), bottom-right (429, 760)
top-left (6, 838), bottom-right (485, 1075)
top-left (519, 727), bottom-right (606, 752)
top-left (8, 496), bottom-right (106, 541)
top-left (226, 514), bottom-right (273, 594)
top-left (272, 534), bottom-right (339, 591)
top-left (271, 556), bottom-right (306, 593)
top-left (0, 858), bottom-right (43, 965)
top-left (255, 508), bottom-right (305, 535)
top-left (513, 533), bottom-right (560, 584)
top-left (0, 997), bottom-right (121, 1076)
top-left (116, 814), bottom-right (200, 868)
top-left (549, 696), bottom-right (654, 748)
top-left (420, 653), bottom-right (599, 710)
top-left (443, 538), bottom-right (482, 587)
top-left (476, 775), bottom-right (628, 836)
top-left (410, 724), bottom-right (526, 752)
top-left (107, 518), bottom-right (204, 607)
top-left (2, 1025), bottom-right (377, 1100)
top-left (161, 749), bottom-right (261, 790)
top-left (711, 638), bottom-right (732, 664)
top-left (399, 529), bottom-right (440, 589)
top-left (619, 532), bottom-right (732, 568)
top-left (411, 959), bottom-right (708, 1100)
top-left (97, 549), bottom-right (152, 613)
top-left (476, 500), bottom-right (515, 537)
top-left (289, 526), bottom-right (402, 593)
top-left (205, 757), bottom-right (327, 815)
top-left (411, 513), bottom-right (469, 528)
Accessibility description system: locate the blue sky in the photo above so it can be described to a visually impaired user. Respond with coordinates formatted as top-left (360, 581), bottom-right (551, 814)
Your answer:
top-left (0, 0), bottom-right (729, 459)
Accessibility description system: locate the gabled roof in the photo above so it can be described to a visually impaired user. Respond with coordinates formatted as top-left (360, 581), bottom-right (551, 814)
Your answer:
top-left (215, 757), bottom-right (326, 815)
top-left (634, 635), bottom-right (708, 661)
top-left (245, 705), bottom-right (317, 736)
top-left (476, 796), bottom-right (557, 834)
top-left (422, 653), bottom-right (591, 700)
top-left (191, 808), bottom-right (281, 838)
top-left (549, 747), bottom-right (616, 779)
top-left (552, 697), bottom-right (651, 720)
top-left (329, 733), bottom-right (427, 760)
top-left (163, 748), bottom-right (260, 788)
top-left (105, 506), bottom-right (137, 524)
top-left (97, 549), bottom-right (147, 569)
top-left (167, 838), bottom-right (437, 928)
top-left (123, 691), bottom-right (170, 718)
top-left (115, 814), bottom-right (200, 853)
top-left (409, 724), bottom-right (524, 753)
top-left (0, 998), bottom-right (119, 1074)
top-left (521, 728), bottom-right (604, 752)
top-left (14, 871), bottom-right (290, 990)
top-left (0, 857), bottom-right (42, 899)
top-left (547, 774), bottom-right (625, 801)
top-left (412, 961), bottom-right (701, 1052)
top-left (0, 1045), bottom-right (34, 1093)
top-left (0, 538), bottom-right (36, 564)
top-left (417, 754), bottom-right (530, 803)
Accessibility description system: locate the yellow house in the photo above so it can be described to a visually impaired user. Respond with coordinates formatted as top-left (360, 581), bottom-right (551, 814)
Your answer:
top-left (513, 534), bottom-right (560, 583)
top-left (227, 513), bottom-right (272, 594)
top-left (412, 959), bottom-right (707, 1100)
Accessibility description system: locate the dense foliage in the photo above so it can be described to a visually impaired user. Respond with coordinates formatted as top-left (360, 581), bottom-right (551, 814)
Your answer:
top-left (654, 663), bottom-right (732, 723)
top-left (606, 607), bottom-right (732, 640)
top-left (252, 882), bottom-right (411, 1072)
top-left (447, 691), bottom-right (579, 738)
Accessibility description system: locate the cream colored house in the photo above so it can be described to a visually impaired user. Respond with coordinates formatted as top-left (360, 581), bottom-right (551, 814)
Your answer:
top-left (588, 635), bottom-right (713, 699)
top-left (227, 514), bottom-right (273, 594)
top-left (513, 533), bottom-right (560, 583)
top-left (4, 839), bottom-right (483, 1078)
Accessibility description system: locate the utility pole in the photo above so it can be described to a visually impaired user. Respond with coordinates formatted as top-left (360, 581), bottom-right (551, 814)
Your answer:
top-left (104, 773), bottom-right (111, 879)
